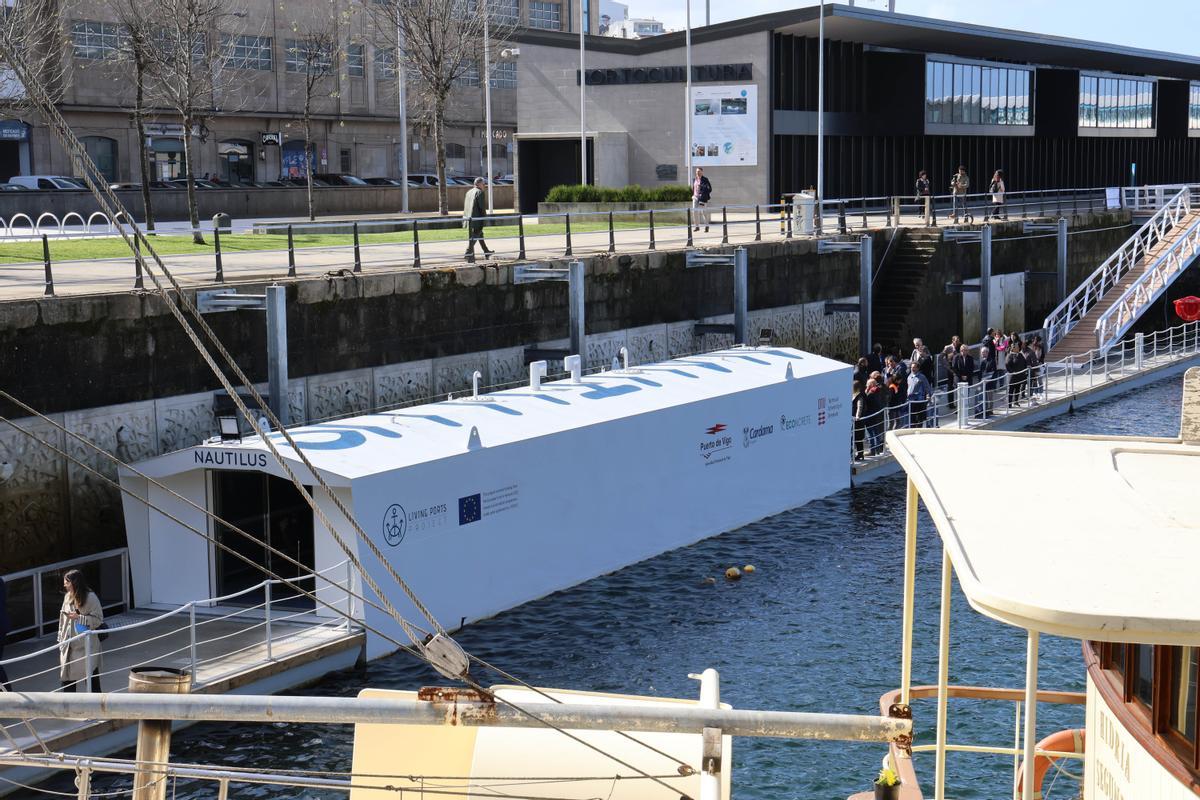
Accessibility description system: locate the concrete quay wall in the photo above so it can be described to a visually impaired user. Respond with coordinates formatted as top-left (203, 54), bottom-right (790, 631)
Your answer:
top-left (0, 212), bottom-right (1129, 570)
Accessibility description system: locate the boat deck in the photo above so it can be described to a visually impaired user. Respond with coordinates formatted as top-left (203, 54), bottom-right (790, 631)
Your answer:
top-left (0, 608), bottom-right (363, 760)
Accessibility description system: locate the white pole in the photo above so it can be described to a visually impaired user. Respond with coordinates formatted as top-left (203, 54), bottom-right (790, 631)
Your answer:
top-left (483, 0), bottom-right (495, 211)
top-left (684, 0), bottom-right (692, 181)
top-left (899, 478), bottom-right (918, 706)
top-left (1021, 631), bottom-right (1040, 800)
top-left (579, 0), bottom-right (587, 185)
top-left (816, 0), bottom-right (824, 235)
top-left (934, 547), bottom-right (951, 800)
top-left (396, 16), bottom-right (410, 213)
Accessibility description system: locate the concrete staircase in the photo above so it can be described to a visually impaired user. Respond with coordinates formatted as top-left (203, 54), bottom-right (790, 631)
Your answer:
top-left (872, 229), bottom-right (941, 352)
top-left (1050, 209), bottom-right (1200, 360)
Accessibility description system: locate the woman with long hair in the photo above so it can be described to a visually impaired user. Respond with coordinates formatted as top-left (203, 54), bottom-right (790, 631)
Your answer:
top-left (57, 569), bottom-right (103, 692)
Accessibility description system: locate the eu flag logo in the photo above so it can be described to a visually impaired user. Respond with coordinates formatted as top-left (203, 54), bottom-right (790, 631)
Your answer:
top-left (458, 493), bottom-right (482, 525)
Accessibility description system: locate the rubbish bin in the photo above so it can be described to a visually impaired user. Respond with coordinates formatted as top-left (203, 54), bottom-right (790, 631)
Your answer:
top-left (792, 192), bottom-right (815, 236)
top-left (129, 667), bottom-right (192, 800)
top-left (213, 212), bottom-right (232, 234)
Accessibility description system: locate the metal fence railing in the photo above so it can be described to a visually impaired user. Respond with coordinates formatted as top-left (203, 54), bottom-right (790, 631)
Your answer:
top-left (1, 548), bottom-right (129, 641)
top-left (852, 320), bottom-right (1200, 465)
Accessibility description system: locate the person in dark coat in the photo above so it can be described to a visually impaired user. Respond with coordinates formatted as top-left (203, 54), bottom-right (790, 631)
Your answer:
top-left (1005, 344), bottom-right (1028, 408)
top-left (977, 345), bottom-right (996, 418)
top-left (462, 178), bottom-right (493, 262)
top-left (951, 344), bottom-right (976, 411)
top-left (866, 343), bottom-right (884, 375)
top-left (853, 357), bottom-right (871, 388)
top-left (1023, 340), bottom-right (1042, 402)
top-left (865, 377), bottom-right (886, 454)
top-left (886, 373), bottom-right (907, 430)
top-left (852, 380), bottom-right (868, 460)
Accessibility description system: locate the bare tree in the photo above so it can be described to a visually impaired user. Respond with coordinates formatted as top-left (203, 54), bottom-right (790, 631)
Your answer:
top-left (367, 0), bottom-right (513, 214)
top-left (0, 0), bottom-right (74, 122)
top-left (282, 4), bottom-right (345, 222)
top-left (104, 0), bottom-right (159, 231)
top-left (142, 0), bottom-right (247, 244)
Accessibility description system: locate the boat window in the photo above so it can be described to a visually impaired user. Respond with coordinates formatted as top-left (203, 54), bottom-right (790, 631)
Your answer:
top-left (1133, 644), bottom-right (1155, 708)
top-left (1111, 642), bottom-right (1126, 674)
top-left (1170, 647), bottom-right (1198, 742)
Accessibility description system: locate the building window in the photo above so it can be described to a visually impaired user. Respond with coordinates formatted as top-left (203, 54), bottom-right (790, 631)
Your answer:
top-left (1170, 647), bottom-right (1197, 742)
top-left (81, 136), bottom-right (118, 182)
top-left (490, 61), bottom-right (516, 89)
top-left (528, 1), bottom-right (561, 30)
top-left (1189, 83), bottom-right (1200, 130)
top-left (1079, 74), bottom-right (1154, 129)
top-left (1133, 644), bottom-right (1155, 708)
top-left (456, 61), bottom-right (480, 87)
top-left (340, 148), bottom-right (352, 173)
top-left (347, 44), bottom-right (364, 78)
top-left (150, 137), bottom-right (184, 180)
top-left (285, 39), bottom-right (333, 74)
top-left (374, 47), bottom-right (396, 79)
top-left (925, 59), bottom-right (1032, 127)
top-left (222, 34), bottom-right (272, 70)
top-left (71, 20), bottom-right (127, 60)
top-left (489, 0), bottom-right (519, 25)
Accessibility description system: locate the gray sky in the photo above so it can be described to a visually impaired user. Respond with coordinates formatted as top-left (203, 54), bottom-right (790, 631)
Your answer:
top-left (624, 0), bottom-right (1200, 60)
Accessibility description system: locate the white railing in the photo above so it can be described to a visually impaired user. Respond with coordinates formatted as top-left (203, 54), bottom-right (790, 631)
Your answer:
top-left (1095, 213), bottom-right (1200, 352)
top-left (1122, 184), bottom-right (1200, 212)
top-left (1, 547), bottom-right (130, 640)
top-left (0, 560), bottom-right (355, 700)
top-left (853, 321), bottom-right (1200, 464)
top-left (1043, 186), bottom-right (1192, 350)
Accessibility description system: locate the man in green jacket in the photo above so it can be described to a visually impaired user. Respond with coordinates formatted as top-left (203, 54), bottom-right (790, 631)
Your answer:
top-left (463, 178), bottom-right (493, 262)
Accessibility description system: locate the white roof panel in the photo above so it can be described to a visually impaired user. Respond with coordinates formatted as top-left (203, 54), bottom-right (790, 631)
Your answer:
top-left (887, 428), bottom-right (1200, 645)
top-left (139, 347), bottom-right (845, 481)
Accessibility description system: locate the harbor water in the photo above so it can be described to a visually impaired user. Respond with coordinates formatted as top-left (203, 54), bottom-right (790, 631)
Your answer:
top-left (30, 376), bottom-right (1184, 800)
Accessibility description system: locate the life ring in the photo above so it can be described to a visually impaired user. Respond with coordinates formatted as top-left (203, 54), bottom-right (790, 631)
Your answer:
top-left (1015, 728), bottom-right (1085, 800)
top-left (1174, 296), bottom-right (1200, 323)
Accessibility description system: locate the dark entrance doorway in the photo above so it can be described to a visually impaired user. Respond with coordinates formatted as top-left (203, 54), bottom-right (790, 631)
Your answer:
top-left (516, 138), bottom-right (594, 213)
top-left (212, 471), bottom-right (315, 607)
top-left (0, 142), bottom-right (19, 183)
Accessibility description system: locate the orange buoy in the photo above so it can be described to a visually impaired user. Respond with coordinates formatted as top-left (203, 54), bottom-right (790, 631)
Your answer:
top-left (1015, 728), bottom-right (1084, 800)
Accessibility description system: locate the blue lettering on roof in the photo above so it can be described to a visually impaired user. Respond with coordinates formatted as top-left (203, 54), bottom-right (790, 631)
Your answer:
top-left (579, 383), bottom-right (641, 400)
top-left (672, 360), bottom-right (732, 373)
top-left (269, 424), bottom-right (403, 451)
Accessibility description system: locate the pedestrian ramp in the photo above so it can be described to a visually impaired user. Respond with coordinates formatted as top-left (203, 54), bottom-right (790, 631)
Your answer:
top-left (1044, 185), bottom-right (1200, 361)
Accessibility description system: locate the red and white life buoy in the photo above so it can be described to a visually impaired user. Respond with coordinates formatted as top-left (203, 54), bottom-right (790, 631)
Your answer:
top-left (1015, 728), bottom-right (1085, 800)
top-left (1175, 296), bottom-right (1200, 322)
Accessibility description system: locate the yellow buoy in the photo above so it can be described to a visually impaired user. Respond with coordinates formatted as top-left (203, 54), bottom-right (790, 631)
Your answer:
top-left (724, 567), bottom-right (742, 581)
top-left (743, 564), bottom-right (756, 574)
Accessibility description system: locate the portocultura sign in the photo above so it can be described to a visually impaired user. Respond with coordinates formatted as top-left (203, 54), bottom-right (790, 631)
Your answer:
top-left (577, 63), bottom-right (753, 86)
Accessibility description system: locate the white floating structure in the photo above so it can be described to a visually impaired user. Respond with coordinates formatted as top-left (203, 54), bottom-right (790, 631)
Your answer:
top-left (120, 347), bottom-right (851, 658)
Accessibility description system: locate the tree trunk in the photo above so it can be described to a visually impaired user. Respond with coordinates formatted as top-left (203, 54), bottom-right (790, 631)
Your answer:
top-left (133, 60), bottom-right (155, 233)
top-left (181, 114), bottom-right (203, 244)
top-left (303, 110), bottom-right (315, 222)
top-left (434, 101), bottom-right (447, 215)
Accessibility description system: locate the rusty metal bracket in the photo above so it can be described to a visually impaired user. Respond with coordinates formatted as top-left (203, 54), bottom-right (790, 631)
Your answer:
top-left (888, 702), bottom-right (913, 755)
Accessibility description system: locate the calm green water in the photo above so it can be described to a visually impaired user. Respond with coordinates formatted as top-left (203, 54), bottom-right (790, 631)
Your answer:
top-left (29, 376), bottom-right (1185, 800)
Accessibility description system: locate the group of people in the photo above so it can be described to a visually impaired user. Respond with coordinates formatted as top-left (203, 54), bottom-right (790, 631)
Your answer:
top-left (850, 329), bottom-right (1049, 460)
top-left (914, 166), bottom-right (1008, 224)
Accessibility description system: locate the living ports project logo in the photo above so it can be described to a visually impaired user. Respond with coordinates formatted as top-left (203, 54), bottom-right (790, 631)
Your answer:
top-left (700, 423), bottom-right (734, 466)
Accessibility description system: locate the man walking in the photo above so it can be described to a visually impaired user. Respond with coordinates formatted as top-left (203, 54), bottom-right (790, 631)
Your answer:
top-left (463, 178), bottom-right (493, 263)
top-left (950, 165), bottom-right (970, 223)
top-left (914, 169), bottom-right (936, 223)
top-left (951, 344), bottom-right (976, 416)
top-left (692, 167), bottom-right (712, 233)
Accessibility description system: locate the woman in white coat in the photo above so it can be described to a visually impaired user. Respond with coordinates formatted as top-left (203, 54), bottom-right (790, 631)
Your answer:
top-left (57, 569), bottom-right (103, 692)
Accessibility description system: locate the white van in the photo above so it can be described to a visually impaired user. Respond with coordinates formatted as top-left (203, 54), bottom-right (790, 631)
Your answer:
top-left (8, 175), bottom-right (87, 190)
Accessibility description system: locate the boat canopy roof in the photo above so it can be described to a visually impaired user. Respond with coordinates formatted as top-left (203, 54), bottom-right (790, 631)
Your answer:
top-left (888, 428), bottom-right (1200, 645)
top-left (128, 347), bottom-right (845, 483)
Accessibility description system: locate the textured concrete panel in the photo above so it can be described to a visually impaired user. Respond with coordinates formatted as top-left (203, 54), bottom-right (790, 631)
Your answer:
top-left (155, 392), bottom-right (216, 454)
top-left (803, 297), bottom-right (859, 362)
top-left (433, 353), bottom-right (490, 398)
top-left (626, 324), bottom-right (668, 367)
top-left (306, 370), bottom-right (373, 423)
top-left (374, 360), bottom-right (433, 410)
top-left (0, 414), bottom-right (69, 570)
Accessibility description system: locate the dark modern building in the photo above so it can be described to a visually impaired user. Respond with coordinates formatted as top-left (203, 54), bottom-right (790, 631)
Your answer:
top-left (514, 3), bottom-right (1200, 209)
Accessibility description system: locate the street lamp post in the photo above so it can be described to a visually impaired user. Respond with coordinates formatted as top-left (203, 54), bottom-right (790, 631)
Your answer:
top-left (684, 0), bottom-right (692, 182)
top-left (815, 0), bottom-right (824, 235)
top-left (579, 0), bottom-right (587, 185)
top-left (482, 0), bottom-right (495, 211)
top-left (395, 17), bottom-right (410, 213)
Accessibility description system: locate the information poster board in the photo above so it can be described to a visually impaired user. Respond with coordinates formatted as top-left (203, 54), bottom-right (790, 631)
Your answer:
top-left (690, 85), bottom-right (757, 167)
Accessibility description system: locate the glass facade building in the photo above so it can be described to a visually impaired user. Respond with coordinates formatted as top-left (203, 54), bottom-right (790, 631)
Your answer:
top-left (1078, 74), bottom-right (1155, 129)
top-left (1190, 83), bottom-right (1200, 130)
top-left (925, 60), bottom-right (1032, 126)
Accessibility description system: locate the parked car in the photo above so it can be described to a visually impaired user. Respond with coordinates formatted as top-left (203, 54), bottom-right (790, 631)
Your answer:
top-left (495, 174), bottom-right (515, 185)
top-left (363, 177), bottom-right (404, 186)
top-left (254, 180), bottom-right (288, 188)
top-left (0, 183), bottom-right (30, 191)
top-left (8, 175), bottom-right (87, 190)
top-left (313, 173), bottom-right (369, 186)
top-left (280, 176), bottom-right (330, 188)
top-left (407, 173), bottom-right (440, 187)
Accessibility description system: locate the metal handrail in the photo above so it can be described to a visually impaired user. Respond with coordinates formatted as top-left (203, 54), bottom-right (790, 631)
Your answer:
top-left (1, 547), bottom-right (130, 640)
top-left (1095, 212), bottom-right (1200, 352)
top-left (1042, 186), bottom-right (1191, 350)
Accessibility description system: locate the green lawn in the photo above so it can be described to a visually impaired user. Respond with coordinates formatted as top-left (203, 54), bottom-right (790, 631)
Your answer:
top-left (0, 219), bottom-right (652, 264)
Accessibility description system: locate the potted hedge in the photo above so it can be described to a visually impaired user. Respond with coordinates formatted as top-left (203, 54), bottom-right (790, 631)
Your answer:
top-left (874, 766), bottom-right (901, 800)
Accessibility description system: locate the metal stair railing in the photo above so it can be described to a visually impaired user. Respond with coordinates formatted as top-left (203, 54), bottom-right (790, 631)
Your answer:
top-left (1043, 186), bottom-right (1191, 351)
top-left (1095, 212), bottom-right (1200, 352)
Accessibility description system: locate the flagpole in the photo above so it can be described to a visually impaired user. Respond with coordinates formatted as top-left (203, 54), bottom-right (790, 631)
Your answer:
top-left (483, 0), bottom-right (495, 211)
top-left (580, 0), bottom-right (587, 185)
top-left (815, 0), bottom-right (824, 235)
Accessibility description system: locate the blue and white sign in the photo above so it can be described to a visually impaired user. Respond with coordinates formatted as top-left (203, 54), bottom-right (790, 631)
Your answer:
top-left (690, 85), bottom-right (757, 166)
top-left (0, 120), bottom-right (29, 142)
